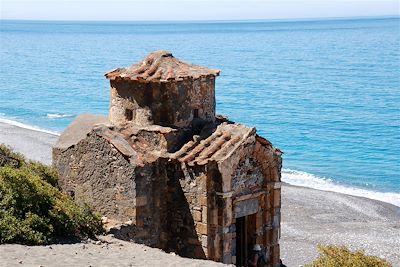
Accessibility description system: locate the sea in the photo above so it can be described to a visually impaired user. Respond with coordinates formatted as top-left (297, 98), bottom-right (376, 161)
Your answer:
top-left (0, 17), bottom-right (399, 206)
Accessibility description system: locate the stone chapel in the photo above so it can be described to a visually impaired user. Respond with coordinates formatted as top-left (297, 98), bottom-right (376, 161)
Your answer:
top-left (53, 51), bottom-right (282, 266)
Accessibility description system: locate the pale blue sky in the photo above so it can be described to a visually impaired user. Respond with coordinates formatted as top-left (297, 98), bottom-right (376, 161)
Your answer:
top-left (0, 0), bottom-right (399, 21)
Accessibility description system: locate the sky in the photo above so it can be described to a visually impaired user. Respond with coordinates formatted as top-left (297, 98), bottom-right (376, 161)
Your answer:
top-left (0, 0), bottom-right (399, 21)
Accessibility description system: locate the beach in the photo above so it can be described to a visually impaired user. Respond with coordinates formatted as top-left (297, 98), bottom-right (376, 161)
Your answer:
top-left (0, 121), bottom-right (58, 165)
top-left (281, 185), bottom-right (400, 266)
top-left (0, 121), bottom-right (399, 266)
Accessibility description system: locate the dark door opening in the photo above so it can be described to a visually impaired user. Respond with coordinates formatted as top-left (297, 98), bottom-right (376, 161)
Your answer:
top-left (236, 216), bottom-right (246, 267)
top-left (236, 214), bottom-right (256, 267)
top-left (193, 109), bottom-right (199, 118)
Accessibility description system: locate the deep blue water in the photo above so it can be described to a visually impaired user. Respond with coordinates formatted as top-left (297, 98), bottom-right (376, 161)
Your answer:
top-left (1, 18), bottom-right (399, 204)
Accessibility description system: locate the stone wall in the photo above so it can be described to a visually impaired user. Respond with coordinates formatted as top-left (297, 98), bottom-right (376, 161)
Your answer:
top-left (255, 136), bottom-right (283, 267)
top-left (158, 163), bottom-right (208, 258)
top-left (109, 77), bottom-right (215, 128)
top-left (53, 132), bottom-right (137, 221)
top-left (199, 133), bottom-right (283, 266)
top-left (53, 116), bottom-right (282, 266)
top-left (122, 124), bottom-right (192, 153)
top-left (53, 124), bottom-right (170, 247)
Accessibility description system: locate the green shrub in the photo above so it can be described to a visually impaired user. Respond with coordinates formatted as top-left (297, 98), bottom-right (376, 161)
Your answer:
top-left (24, 161), bottom-right (59, 187)
top-left (0, 144), bottom-right (104, 245)
top-left (0, 144), bottom-right (25, 168)
top-left (305, 245), bottom-right (391, 267)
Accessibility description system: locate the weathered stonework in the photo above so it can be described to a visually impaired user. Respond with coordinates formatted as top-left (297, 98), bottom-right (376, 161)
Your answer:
top-left (53, 51), bottom-right (282, 266)
top-left (106, 51), bottom-right (219, 128)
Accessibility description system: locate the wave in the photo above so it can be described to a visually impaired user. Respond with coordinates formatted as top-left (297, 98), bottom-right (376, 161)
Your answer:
top-left (0, 116), bottom-right (60, 136)
top-left (282, 169), bottom-right (400, 207)
top-left (46, 113), bottom-right (74, 119)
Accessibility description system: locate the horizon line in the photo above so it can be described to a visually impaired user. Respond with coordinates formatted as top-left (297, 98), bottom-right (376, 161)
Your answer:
top-left (1, 15), bottom-right (399, 24)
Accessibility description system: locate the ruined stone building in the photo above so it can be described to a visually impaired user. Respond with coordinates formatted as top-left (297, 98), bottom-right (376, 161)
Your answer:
top-left (53, 51), bottom-right (282, 266)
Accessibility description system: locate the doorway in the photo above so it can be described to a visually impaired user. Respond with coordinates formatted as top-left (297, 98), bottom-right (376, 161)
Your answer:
top-left (236, 214), bottom-right (256, 267)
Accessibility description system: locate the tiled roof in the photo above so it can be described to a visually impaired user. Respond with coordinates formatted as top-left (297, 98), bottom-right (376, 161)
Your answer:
top-left (105, 51), bottom-right (220, 82)
top-left (171, 123), bottom-right (255, 166)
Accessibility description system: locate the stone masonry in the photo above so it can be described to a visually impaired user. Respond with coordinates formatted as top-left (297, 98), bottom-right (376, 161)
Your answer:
top-left (53, 51), bottom-right (282, 266)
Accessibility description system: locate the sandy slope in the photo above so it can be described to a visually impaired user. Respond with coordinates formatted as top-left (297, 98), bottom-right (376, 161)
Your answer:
top-left (0, 236), bottom-right (230, 267)
top-left (1, 121), bottom-right (399, 266)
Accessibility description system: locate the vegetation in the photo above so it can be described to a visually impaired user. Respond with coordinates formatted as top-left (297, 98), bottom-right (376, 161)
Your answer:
top-left (0, 144), bottom-right (104, 245)
top-left (306, 245), bottom-right (391, 267)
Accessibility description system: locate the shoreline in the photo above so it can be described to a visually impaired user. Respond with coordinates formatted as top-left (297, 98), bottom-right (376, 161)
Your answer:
top-left (1, 119), bottom-right (400, 265)
top-left (0, 117), bottom-right (60, 136)
top-left (0, 120), bottom-right (59, 165)
top-left (282, 169), bottom-right (400, 207)
top-left (1, 118), bottom-right (398, 207)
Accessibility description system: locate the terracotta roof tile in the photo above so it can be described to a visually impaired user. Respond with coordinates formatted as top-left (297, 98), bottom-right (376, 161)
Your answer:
top-left (105, 51), bottom-right (220, 82)
top-left (171, 123), bottom-right (255, 166)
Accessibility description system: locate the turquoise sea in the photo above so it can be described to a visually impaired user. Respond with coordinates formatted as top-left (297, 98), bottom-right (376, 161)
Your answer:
top-left (0, 17), bottom-right (399, 205)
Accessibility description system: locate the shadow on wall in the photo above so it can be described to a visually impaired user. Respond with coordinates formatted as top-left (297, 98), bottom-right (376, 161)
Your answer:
top-left (164, 163), bottom-right (206, 259)
top-left (108, 160), bottom-right (206, 260)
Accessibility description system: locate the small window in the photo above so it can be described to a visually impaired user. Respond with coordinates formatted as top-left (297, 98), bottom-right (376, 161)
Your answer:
top-left (193, 109), bottom-right (199, 118)
top-left (125, 109), bottom-right (133, 121)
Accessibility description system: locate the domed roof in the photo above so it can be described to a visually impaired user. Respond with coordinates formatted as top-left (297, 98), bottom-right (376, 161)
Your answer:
top-left (105, 51), bottom-right (220, 82)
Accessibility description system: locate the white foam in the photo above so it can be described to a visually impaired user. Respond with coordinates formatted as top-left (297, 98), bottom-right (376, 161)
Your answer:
top-left (0, 117), bottom-right (60, 136)
top-left (282, 169), bottom-right (400, 207)
top-left (46, 113), bottom-right (74, 119)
